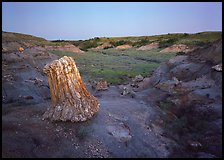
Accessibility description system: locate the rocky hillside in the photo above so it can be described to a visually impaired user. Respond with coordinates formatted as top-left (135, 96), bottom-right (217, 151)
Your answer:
top-left (122, 38), bottom-right (222, 158)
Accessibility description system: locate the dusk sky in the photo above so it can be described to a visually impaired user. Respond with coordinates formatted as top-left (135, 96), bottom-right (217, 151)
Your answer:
top-left (2, 2), bottom-right (222, 40)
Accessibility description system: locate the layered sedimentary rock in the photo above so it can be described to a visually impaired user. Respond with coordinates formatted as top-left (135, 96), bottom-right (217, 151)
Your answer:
top-left (42, 56), bottom-right (100, 122)
top-left (115, 44), bottom-right (132, 49)
top-left (137, 42), bottom-right (159, 50)
top-left (160, 44), bottom-right (195, 53)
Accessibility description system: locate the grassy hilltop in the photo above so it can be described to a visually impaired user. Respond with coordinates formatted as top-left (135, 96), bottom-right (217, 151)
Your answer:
top-left (57, 31), bottom-right (222, 51)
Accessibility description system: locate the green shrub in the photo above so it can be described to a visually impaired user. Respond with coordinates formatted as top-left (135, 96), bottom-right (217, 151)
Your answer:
top-left (109, 40), bottom-right (132, 47)
top-left (79, 40), bottom-right (98, 51)
top-left (159, 38), bottom-right (177, 48)
top-left (133, 38), bottom-right (150, 47)
top-left (191, 41), bottom-right (207, 46)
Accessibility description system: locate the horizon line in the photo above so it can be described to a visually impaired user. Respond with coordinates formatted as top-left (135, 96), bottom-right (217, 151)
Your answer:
top-left (2, 30), bottom-right (222, 41)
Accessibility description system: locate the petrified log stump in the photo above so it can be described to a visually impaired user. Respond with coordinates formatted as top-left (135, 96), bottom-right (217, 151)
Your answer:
top-left (42, 56), bottom-right (100, 122)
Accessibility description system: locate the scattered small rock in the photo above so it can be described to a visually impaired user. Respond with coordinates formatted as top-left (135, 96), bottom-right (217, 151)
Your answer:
top-left (187, 140), bottom-right (202, 151)
top-left (133, 75), bottom-right (144, 82)
top-left (212, 63), bottom-right (222, 71)
top-left (91, 79), bottom-right (108, 91)
top-left (18, 47), bottom-right (24, 52)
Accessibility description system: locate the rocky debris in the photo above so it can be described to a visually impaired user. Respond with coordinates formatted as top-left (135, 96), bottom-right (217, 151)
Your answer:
top-left (131, 77), bottom-right (152, 91)
top-left (187, 140), bottom-right (202, 152)
top-left (2, 47), bottom-right (8, 53)
top-left (42, 56), bottom-right (100, 122)
top-left (132, 75), bottom-right (144, 83)
top-left (18, 47), bottom-right (24, 52)
top-left (160, 44), bottom-right (195, 53)
top-left (212, 63), bottom-right (222, 71)
top-left (91, 79), bottom-right (109, 91)
top-left (121, 86), bottom-right (131, 96)
top-left (45, 44), bottom-right (84, 53)
top-left (147, 38), bottom-right (222, 158)
top-left (130, 75), bottom-right (149, 91)
top-left (118, 84), bottom-right (136, 98)
top-left (3, 74), bottom-right (14, 82)
top-left (137, 42), bottom-right (159, 50)
top-left (115, 44), bottom-right (132, 50)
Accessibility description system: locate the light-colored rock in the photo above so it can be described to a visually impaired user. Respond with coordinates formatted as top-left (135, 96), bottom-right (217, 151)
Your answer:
top-left (42, 56), bottom-right (100, 122)
top-left (2, 47), bottom-right (8, 53)
top-left (187, 140), bottom-right (202, 151)
top-left (91, 79), bottom-right (109, 91)
top-left (160, 44), bottom-right (194, 53)
top-left (212, 63), bottom-right (222, 71)
top-left (18, 47), bottom-right (24, 52)
top-left (133, 75), bottom-right (144, 82)
top-left (137, 42), bottom-right (159, 50)
top-left (115, 44), bottom-right (132, 50)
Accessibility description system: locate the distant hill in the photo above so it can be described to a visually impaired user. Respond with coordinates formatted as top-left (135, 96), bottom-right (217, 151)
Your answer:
top-left (2, 31), bottom-right (72, 53)
top-left (2, 31), bottom-right (222, 53)
top-left (62, 31), bottom-right (222, 51)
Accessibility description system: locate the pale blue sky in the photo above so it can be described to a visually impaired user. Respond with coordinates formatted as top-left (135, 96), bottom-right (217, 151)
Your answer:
top-left (2, 2), bottom-right (222, 40)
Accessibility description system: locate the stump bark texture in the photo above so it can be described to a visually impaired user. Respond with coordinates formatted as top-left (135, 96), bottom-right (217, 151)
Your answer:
top-left (42, 56), bottom-right (100, 122)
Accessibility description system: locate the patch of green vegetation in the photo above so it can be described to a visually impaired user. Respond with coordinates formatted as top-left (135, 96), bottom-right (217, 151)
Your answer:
top-left (132, 38), bottom-right (151, 47)
top-left (50, 48), bottom-right (176, 85)
top-left (159, 38), bottom-right (177, 48)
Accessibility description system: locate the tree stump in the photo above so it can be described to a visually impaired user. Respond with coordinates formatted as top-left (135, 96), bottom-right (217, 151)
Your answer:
top-left (42, 56), bottom-right (100, 122)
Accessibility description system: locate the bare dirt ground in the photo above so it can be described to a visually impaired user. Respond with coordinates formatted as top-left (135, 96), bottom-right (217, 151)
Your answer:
top-left (2, 46), bottom-right (176, 158)
top-left (2, 85), bottom-right (176, 158)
